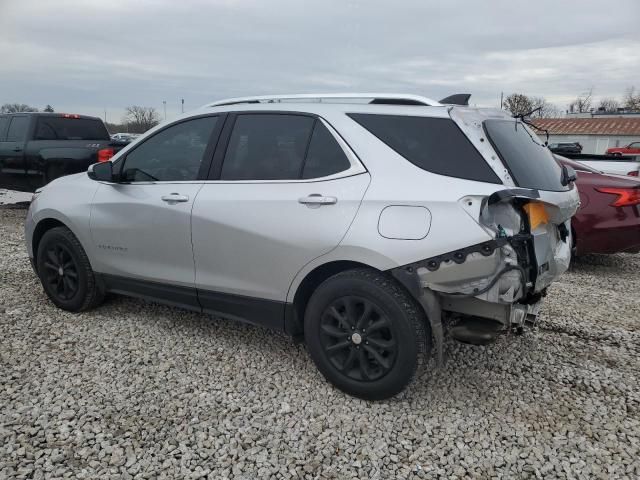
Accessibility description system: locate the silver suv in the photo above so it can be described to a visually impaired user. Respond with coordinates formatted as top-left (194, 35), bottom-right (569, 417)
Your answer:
top-left (25, 94), bottom-right (579, 399)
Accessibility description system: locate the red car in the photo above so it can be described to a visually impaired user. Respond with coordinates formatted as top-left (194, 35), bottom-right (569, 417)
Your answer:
top-left (557, 157), bottom-right (640, 255)
top-left (606, 141), bottom-right (640, 156)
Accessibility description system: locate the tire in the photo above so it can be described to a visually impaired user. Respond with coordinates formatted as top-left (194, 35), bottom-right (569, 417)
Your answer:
top-left (36, 226), bottom-right (104, 312)
top-left (304, 268), bottom-right (430, 400)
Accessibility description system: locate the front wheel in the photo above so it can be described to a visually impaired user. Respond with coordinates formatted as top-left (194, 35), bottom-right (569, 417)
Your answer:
top-left (304, 268), bottom-right (430, 400)
top-left (36, 226), bottom-right (104, 312)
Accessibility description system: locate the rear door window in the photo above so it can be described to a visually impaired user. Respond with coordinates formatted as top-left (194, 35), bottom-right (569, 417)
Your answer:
top-left (34, 117), bottom-right (110, 140)
top-left (302, 122), bottom-right (351, 179)
top-left (6, 116), bottom-right (29, 142)
top-left (348, 114), bottom-right (501, 183)
top-left (484, 120), bottom-right (567, 192)
top-left (221, 114), bottom-right (315, 180)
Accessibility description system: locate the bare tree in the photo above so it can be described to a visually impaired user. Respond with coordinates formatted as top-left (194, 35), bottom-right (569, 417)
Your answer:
top-left (530, 97), bottom-right (560, 118)
top-left (0, 103), bottom-right (39, 113)
top-left (43, 104), bottom-right (55, 112)
top-left (622, 86), bottom-right (640, 111)
top-left (503, 93), bottom-right (558, 118)
top-left (122, 106), bottom-right (161, 133)
top-left (568, 87), bottom-right (593, 113)
top-left (502, 93), bottom-right (534, 117)
top-left (596, 98), bottom-right (619, 112)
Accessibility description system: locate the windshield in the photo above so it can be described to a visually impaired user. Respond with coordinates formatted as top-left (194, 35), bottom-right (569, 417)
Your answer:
top-left (484, 119), bottom-right (568, 192)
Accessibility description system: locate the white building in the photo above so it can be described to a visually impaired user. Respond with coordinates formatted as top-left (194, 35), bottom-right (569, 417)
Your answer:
top-left (532, 118), bottom-right (640, 154)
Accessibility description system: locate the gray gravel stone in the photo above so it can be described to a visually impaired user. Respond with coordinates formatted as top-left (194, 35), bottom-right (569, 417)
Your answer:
top-left (1, 204), bottom-right (640, 479)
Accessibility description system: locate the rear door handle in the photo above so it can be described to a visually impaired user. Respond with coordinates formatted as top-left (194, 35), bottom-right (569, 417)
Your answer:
top-left (298, 194), bottom-right (338, 206)
top-left (161, 193), bottom-right (189, 203)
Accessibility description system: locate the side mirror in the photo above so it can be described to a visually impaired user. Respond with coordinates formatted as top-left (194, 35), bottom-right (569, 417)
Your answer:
top-left (561, 164), bottom-right (577, 186)
top-left (88, 161), bottom-right (114, 182)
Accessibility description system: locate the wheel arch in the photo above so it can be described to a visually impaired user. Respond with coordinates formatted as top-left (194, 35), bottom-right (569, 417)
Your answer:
top-left (285, 260), bottom-right (381, 337)
top-left (32, 217), bottom-right (68, 259)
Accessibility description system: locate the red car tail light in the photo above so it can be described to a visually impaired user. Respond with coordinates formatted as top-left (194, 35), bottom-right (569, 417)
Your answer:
top-left (97, 148), bottom-right (114, 162)
top-left (596, 187), bottom-right (640, 207)
top-left (628, 170), bottom-right (639, 177)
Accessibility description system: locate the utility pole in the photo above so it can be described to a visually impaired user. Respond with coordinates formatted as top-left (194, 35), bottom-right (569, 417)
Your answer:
top-left (163, 100), bottom-right (167, 120)
top-left (104, 108), bottom-right (107, 123)
top-left (181, 98), bottom-right (184, 113)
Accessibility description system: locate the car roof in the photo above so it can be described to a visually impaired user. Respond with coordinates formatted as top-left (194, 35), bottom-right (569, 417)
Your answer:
top-left (200, 101), bottom-right (453, 119)
top-left (193, 93), bottom-right (509, 119)
top-left (206, 93), bottom-right (443, 107)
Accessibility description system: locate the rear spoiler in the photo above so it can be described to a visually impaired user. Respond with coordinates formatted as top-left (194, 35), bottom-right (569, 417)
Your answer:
top-left (439, 94), bottom-right (471, 106)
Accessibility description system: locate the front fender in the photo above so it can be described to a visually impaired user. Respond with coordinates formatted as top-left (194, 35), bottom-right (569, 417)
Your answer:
top-left (27, 174), bottom-right (100, 262)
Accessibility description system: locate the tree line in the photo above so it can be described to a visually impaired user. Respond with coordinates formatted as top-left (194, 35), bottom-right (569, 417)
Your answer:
top-left (502, 86), bottom-right (640, 117)
top-left (0, 103), bottom-right (161, 134)
top-left (1, 103), bottom-right (54, 113)
top-left (5, 87), bottom-right (640, 127)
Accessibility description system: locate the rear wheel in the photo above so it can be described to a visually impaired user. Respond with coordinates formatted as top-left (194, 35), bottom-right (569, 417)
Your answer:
top-left (36, 226), bottom-right (104, 312)
top-left (304, 268), bottom-right (429, 400)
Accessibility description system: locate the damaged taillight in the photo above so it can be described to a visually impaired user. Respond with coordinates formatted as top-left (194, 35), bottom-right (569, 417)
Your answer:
top-left (628, 170), bottom-right (639, 177)
top-left (522, 201), bottom-right (550, 229)
top-left (596, 187), bottom-right (640, 207)
top-left (97, 148), bottom-right (114, 162)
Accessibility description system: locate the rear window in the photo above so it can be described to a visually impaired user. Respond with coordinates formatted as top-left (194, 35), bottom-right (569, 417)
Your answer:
top-left (34, 117), bottom-right (110, 141)
top-left (348, 114), bottom-right (501, 184)
top-left (484, 120), bottom-right (568, 192)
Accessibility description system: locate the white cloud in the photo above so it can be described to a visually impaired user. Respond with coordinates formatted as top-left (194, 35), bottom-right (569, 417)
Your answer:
top-left (0, 0), bottom-right (638, 119)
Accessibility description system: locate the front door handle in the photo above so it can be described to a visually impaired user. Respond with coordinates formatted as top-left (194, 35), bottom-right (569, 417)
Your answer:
top-left (161, 193), bottom-right (189, 203)
top-left (12, 147), bottom-right (22, 152)
top-left (298, 194), bottom-right (338, 206)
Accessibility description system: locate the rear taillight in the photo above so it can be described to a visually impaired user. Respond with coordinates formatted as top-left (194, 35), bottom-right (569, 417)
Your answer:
top-left (596, 187), bottom-right (640, 207)
top-left (628, 170), bottom-right (639, 177)
top-left (97, 148), bottom-right (114, 162)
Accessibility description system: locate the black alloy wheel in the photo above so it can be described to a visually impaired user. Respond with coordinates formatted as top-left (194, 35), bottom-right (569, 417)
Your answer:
top-left (41, 242), bottom-right (79, 301)
top-left (304, 268), bottom-right (430, 400)
top-left (36, 226), bottom-right (104, 312)
top-left (319, 296), bottom-right (397, 382)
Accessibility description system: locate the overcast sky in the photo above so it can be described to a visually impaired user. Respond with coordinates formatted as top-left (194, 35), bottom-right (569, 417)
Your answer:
top-left (1, 0), bottom-right (639, 122)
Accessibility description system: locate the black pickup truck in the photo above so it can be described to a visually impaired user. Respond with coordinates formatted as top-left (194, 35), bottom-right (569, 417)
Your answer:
top-left (0, 112), bottom-right (123, 192)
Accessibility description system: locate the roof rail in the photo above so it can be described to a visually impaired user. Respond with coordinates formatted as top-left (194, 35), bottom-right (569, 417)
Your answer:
top-left (206, 93), bottom-right (442, 107)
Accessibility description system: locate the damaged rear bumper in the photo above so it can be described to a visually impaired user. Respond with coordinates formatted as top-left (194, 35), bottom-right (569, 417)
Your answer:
top-left (390, 187), bottom-right (579, 352)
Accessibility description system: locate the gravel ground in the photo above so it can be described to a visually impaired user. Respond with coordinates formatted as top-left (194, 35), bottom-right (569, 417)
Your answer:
top-left (1, 204), bottom-right (639, 479)
top-left (0, 189), bottom-right (32, 206)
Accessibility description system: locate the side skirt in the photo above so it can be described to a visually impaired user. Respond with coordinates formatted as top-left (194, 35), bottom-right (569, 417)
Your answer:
top-left (99, 274), bottom-right (288, 332)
